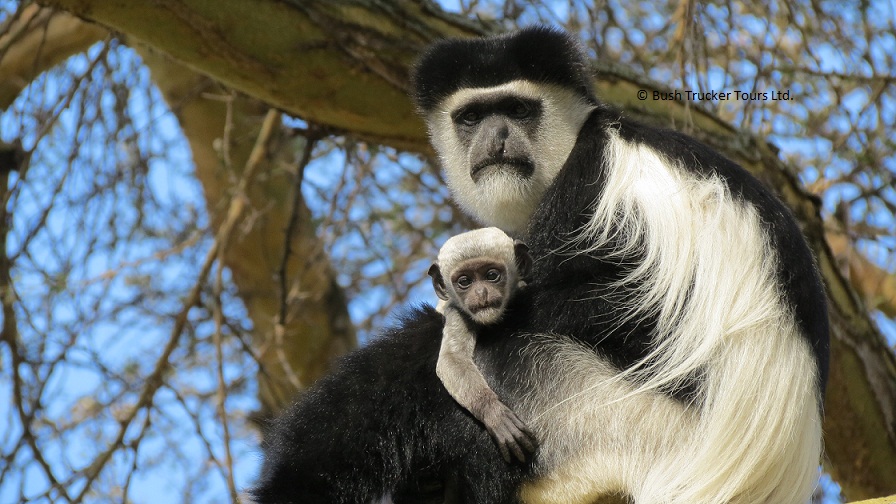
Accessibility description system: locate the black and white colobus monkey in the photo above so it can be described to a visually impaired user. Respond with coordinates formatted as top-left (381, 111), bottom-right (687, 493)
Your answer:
top-left (428, 227), bottom-right (537, 464)
top-left (252, 26), bottom-right (829, 504)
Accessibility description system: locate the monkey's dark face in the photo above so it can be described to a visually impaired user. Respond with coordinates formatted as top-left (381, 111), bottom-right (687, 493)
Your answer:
top-left (451, 95), bottom-right (540, 184)
top-left (449, 258), bottom-right (510, 325)
top-left (429, 227), bottom-right (528, 324)
top-left (425, 81), bottom-right (594, 234)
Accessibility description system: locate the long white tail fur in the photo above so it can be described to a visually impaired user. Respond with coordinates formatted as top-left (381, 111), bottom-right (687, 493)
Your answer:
top-left (537, 130), bottom-right (822, 503)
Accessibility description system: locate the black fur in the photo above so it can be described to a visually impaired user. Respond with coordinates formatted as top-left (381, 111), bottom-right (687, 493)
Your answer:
top-left (252, 27), bottom-right (829, 503)
top-left (411, 26), bottom-right (598, 113)
top-left (251, 307), bottom-right (531, 503)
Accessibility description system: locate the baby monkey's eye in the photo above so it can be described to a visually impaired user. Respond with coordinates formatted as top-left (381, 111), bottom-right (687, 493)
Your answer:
top-left (456, 275), bottom-right (473, 288)
top-left (485, 269), bottom-right (502, 282)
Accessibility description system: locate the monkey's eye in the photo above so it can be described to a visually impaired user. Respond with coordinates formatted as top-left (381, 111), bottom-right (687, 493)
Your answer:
top-left (485, 269), bottom-right (502, 282)
top-left (508, 101), bottom-right (531, 119)
top-left (458, 109), bottom-right (482, 125)
top-left (456, 275), bottom-right (473, 289)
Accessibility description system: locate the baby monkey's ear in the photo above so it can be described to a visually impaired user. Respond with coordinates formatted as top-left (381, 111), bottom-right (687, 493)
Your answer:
top-left (428, 263), bottom-right (450, 300)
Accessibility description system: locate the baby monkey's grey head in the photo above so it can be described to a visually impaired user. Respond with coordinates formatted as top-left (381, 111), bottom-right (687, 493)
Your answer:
top-left (428, 227), bottom-right (531, 325)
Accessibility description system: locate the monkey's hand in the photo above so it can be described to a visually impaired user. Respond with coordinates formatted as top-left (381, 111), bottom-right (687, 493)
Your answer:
top-left (481, 400), bottom-right (538, 464)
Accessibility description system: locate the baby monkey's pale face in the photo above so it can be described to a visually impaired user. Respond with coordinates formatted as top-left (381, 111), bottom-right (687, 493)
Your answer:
top-left (449, 258), bottom-right (513, 325)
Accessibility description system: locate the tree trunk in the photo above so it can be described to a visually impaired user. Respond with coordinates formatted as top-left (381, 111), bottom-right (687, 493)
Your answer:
top-left (134, 46), bottom-right (357, 417)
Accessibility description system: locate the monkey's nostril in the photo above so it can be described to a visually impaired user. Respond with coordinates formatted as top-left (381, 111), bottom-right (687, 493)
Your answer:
top-left (490, 138), bottom-right (505, 158)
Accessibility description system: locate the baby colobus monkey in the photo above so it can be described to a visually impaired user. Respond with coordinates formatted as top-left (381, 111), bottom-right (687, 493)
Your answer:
top-left (428, 227), bottom-right (537, 463)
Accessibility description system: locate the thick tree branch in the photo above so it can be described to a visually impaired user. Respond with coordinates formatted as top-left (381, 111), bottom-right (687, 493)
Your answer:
top-left (38, 0), bottom-right (490, 149)
top-left (0, 4), bottom-right (106, 108)
top-left (850, 495), bottom-right (896, 504)
top-left (827, 223), bottom-right (896, 318)
top-left (134, 46), bottom-right (356, 415)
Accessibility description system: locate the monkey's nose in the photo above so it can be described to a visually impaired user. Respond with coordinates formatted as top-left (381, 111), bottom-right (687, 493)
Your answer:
top-left (489, 138), bottom-right (506, 159)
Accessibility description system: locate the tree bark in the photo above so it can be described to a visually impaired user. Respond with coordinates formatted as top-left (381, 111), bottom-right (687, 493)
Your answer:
top-left (19, 0), bottom-right (896, 499)
top-left (134, 46), bottom-right (356, 416)
top-left (0, 4), bottom-right (105, 108)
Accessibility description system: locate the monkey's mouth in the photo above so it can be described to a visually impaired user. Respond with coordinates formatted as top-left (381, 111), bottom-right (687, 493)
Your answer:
top-left (469, 303), bottom-right (504, 325)
top-left (470, 159), bottom-right (534, 182)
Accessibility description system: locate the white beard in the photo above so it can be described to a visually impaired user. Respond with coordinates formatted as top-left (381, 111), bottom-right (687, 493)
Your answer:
top-left (427, 80), bottom-right (594, 235)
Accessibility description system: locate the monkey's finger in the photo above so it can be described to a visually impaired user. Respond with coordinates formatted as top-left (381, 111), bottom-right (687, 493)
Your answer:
top-left (507, 415), bottom-right (538, 452)
top-left (507, 438), bottom-right (528, 463)
top-left (509, 414), bottom-right (533, 435)
top-left (496, 439), bottom-right (513, 463)
top-left (516, 431), bottom-right (537, 454)
top-left (519, 427), bottom-right (538, 451)
top-left (508, 426), bottom-right (537, 456)
top-left (504, 424), bottom-right (535, 462)
top-left (492, 423), bottom-right (527, 463)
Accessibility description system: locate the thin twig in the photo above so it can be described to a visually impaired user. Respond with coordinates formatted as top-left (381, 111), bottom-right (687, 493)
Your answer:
top-left (0, 150), bottom-right (73, 503)
top-left (214, 222), bottom-right (239, 503)
top-left (272, 125), bottom-right (326, 391)
top-left (70, 108), bottom-right (281, 503)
